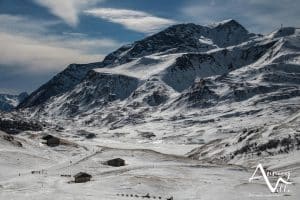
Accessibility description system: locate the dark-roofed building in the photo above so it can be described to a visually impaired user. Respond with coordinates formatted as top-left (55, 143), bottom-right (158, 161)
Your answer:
top-left (74, 172), bottom-right (92, 183)
top-left (46, 137), bottom-right (60, 147)
top-left (42, 134), bottom-right (54, 140)
top-left (106, 158), bottom-right (125, 167)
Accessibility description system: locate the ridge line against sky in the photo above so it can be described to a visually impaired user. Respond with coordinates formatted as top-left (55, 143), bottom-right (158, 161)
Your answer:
top-left (0, 0), bottom-right (299, 94)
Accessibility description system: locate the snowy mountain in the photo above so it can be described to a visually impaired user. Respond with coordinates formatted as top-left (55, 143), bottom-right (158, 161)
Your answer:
top-left (17, 21), bottom-right (300, 165)
top-left (19, 19), bottom-right (255, 108)
top-left (2, 20), bottom-right (300, 200)
top-left (0, 92), bottom-right (28, 112)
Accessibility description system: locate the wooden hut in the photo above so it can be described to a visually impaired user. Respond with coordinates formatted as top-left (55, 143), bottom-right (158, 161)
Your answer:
top-left (74, 172), bottom-right (92, 183)
top-left (106, 158), bottom-right (125, 167)
top-left (46, 137), bottom-right (60, 147)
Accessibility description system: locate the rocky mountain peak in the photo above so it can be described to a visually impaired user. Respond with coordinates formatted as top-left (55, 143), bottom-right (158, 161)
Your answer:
top-left (102, 20), bottom-right (254, 66)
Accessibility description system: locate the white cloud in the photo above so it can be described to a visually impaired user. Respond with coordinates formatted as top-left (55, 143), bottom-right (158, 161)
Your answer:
top-left (0, 14), bottom-right (120, 74)
top-left (85, 8), bottom-right (176, 33)
top-left (0, 14), bottom-right (56, 35)
top-left (32, 0), bottom-right (176, 32)
top-left (0, 32), bottom-right (101, 73)
top-left (42, 35), bottom-right (120, 53)
top-left (32, 0), bottom-right (104, 26)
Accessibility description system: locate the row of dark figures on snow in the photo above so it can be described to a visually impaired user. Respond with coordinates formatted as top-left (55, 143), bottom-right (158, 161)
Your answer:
top-left (116, 193), bottom-right (173, 200)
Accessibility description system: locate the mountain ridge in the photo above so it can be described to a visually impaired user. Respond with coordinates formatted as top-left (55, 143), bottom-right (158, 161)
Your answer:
top-left (18, 20), bottom-right (257, 108)
top-left (14, 20), bottom-right (300, 165)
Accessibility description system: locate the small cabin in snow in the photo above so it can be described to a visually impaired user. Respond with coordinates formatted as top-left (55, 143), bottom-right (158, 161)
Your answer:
top-left (42, 134), bottom-right (60, 147)
top-left (106, 158), bottom-right (125, 167)
top-left (74, 172), bottom-right (92, 183)
top-left (46, 137), bottom-right (60, 147)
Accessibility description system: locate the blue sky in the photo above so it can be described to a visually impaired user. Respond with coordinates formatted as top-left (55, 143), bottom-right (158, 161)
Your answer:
top-left (0, 0), bottom-right (299, 94)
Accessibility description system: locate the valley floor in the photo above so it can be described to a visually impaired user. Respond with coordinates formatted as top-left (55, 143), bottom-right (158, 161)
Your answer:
top-left (0, 132), bottom-right (299, 200)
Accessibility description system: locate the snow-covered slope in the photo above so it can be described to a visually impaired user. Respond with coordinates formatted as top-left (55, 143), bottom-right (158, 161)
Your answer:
top-left (0, 92), bottom-right (28, 112)
top-left (1, 128), bottom-right (299, 200)
top-left (37, 70), bottom-right (140, 117)
top-left (17, 21), bottom-right (300, 166)
top-left (185, 30), bottom-right (300, 163)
